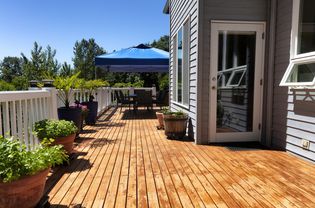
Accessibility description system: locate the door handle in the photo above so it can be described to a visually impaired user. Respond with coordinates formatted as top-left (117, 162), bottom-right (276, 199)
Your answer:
top-left (212, 86), bottom-right (216, 90)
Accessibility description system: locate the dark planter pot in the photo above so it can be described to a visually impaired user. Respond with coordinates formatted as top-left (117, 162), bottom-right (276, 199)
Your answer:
top-left (58, 107), bottom-right (82, 133)
top-left (163, 115), bottom-right (188, 139)
top-left (0, 168), bottom-right (50, 208)
top-left (82, 101), bottom-right (98, 125)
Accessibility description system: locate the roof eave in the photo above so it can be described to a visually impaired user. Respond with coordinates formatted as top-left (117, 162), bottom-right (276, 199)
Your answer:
top-left (163, 0), bottom-right (169, 14)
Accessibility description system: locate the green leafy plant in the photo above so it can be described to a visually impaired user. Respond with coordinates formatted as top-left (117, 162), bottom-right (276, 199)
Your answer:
top-left (159, 74), bottom-right (169, 90)
top-left (34, 119), bottom-right (78, 140)
top-left (0, 80), bottom-right (16, 91)
top-left (83, 79), bottom-right (109, 102)
top-left (0, 136), bottom-right (68, 183)
top-left (53, 72), bottom-right (80, 108)
top-left (162, 109), bottom-right (187, 117)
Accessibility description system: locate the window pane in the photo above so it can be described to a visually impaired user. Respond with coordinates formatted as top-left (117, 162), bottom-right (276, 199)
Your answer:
top-left (286, 63), bottom-right (315, 83)
top-left (177, 28), bottom-right (183, 103)
top-left (182, 20), bottom-right (190, 106)
top-left (298, 0), bottom-right (315, 54)
top-left (173, 35), bottom-right (177, 101)
top-left (230, 70), bottom-right (244, 86)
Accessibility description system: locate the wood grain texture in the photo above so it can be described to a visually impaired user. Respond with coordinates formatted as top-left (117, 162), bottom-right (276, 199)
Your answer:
top-left (45, 107), bottom-right (315, 208)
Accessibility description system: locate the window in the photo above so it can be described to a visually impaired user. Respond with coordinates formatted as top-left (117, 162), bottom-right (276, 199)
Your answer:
top-left (227, 67), bottom-right (246, 87)
top-left (173, 18), bottom-right (190, 106)
top-left (280, 0), bottom-right (315, 86)
top-left (217, 65), bottom-right (247, 88)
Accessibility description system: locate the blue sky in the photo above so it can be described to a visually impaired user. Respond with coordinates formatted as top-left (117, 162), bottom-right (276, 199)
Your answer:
top-left (0, 0), bottom-right (169, 64)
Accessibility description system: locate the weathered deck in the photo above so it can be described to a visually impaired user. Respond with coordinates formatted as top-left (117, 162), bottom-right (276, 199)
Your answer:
top-left (45, 108), bottom-right (315, 208)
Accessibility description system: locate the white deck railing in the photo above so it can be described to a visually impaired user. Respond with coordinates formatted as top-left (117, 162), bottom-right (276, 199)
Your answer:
top-left (57, 87), bottom-right (112, 115)
top-left (0, 89), bottom-right (58, 148)
top-left (0, 86), bottom-right (154, 149)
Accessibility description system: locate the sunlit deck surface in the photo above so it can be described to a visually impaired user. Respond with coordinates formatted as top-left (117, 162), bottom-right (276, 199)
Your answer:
top-left (45, 107), bottom-right (315, 208)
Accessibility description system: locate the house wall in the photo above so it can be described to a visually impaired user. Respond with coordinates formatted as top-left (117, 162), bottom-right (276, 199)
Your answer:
top-left (273, 0), bottom-right (315, 162)
top-left (197, 0), bottom-right (268, 143)
top-left (169, 0), bottom-right (199, 140)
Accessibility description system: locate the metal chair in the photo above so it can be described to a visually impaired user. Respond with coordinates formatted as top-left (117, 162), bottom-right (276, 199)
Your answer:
top-left (134, 90), bottom-right (153, 110)
top-left (115, 90), bottom-right (132, 113)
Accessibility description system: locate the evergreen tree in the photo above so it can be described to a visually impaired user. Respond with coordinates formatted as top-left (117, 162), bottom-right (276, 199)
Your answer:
top-left (73, 38), bottom-right (105, 80)
top-left (0, 56), bottom-right (23, 82)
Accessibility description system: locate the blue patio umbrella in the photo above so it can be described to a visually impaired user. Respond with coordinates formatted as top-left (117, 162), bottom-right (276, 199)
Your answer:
top-left (95, 44), bottom-right (169, 73)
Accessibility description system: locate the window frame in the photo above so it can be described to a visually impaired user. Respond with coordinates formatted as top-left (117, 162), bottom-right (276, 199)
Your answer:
top-left (280, 0), bottom-right (315, 87)
top-left (172, 16), bottom-right (190, 107)
top-left (226, 66), bottom-right (247, 87)
top-left (217, 65), bottom-right (247, 88)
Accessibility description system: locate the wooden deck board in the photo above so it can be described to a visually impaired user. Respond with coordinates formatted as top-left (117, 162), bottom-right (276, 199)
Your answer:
top-left (45, 108), bottom-right (315, 208)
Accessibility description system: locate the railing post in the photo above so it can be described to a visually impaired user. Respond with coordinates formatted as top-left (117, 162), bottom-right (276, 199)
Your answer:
top-left (43, 87), bottom-right (58, 120)
top-left (152, 86), bottom-right (157, 97)
top-left (130, 87), bottom-right (134, 95)
top-left (108, 87), bottom-right (112, 106)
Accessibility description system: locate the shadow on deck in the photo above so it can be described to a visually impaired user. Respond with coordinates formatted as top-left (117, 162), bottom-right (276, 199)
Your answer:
top-left (43, 107), bottom-right (315, 208)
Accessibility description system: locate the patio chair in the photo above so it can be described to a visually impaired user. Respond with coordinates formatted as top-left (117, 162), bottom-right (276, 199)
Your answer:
top-left (115, 90), bottom-right (132, 113)
top-left (153, 89), bottom-right (169, 108)
top-left (134, 89), bottom-right (153, 110)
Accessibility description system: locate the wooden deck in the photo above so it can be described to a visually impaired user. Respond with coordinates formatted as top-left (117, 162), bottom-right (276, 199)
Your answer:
top-left (45, 108), bottom-right (315, 208)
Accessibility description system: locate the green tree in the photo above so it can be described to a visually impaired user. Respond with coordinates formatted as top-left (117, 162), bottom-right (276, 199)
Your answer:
top-left (150, 35), bottom-right (169, 52)
top-left (12, 76), bottom-right (29, 90)
top-left (73, 38), bottom-right (105, 80)
top-left (21, 42), bottom-right (60, 80)
top-left (0, 56), bottom-right (23, 82)
top-left (59, 62), bottom-right (73, 77)
top-left (0, 80), bottom-right (15, 91)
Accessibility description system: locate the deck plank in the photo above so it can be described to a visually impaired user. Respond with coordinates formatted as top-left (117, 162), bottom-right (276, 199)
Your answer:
top-left (45, 108), bottom-right (315, 208)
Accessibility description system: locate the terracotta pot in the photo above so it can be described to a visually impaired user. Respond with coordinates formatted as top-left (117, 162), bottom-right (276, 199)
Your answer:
top-left (163, 115), bottom-right (188, 139)
top-left (52, 134), bottom-right (76, 154)
top-left (156, 112), bottom-right (164, 129)
top-left (0, 168), bottom-right (50, 208)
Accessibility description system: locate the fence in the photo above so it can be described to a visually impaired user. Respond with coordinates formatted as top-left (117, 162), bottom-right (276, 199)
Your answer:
top-left (0, 87), bottom-right (155, 149)
top-left (0, 89), bottom-right (57, 149)
top-left (0, 87), bottom-right (113, 149)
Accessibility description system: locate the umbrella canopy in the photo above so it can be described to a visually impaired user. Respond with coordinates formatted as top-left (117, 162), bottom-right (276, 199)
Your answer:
top-left (95, 44), bottom-right (169, 72)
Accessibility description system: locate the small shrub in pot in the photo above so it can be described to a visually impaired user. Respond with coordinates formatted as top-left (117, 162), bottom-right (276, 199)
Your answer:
top-left (163, 110), bottom-right (188, 139)
top-left (0, 136), bottom-right (68, 208)
top-left (34, 119), bottom-right (78, 154)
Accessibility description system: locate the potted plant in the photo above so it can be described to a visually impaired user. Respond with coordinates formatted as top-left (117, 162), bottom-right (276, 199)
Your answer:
top-left (81, 79), bottom-right (108, 125)
top-left (54, 72), bottom-right (82, 132)
top-left (163, 110), bottom-right (188, 139)
top-left (156, 107), bottom-right (168, 130)
top-left (34, 119), bottom-right (78, 154)
top-left (0, 136), bottom-right (68, 208)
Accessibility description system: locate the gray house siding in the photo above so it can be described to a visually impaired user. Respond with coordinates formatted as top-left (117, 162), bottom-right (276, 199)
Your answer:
top-left (273, 0), bottom-right (315, 162)
top-left (272, 0), bottom-right (292, 150)
top-left (166, 0), bottom-right (315, 162)
top-left (197, 0), bottom-right (267, 143)
top-left (169, 0), bottom-right (199, 140)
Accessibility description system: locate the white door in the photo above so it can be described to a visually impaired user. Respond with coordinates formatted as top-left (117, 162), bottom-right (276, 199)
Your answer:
top-left (209, 21), bottom-right (265, 143)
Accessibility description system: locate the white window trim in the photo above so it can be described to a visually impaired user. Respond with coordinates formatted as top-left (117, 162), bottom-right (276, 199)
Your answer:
top-left (226, 66), bottom-right (247, 87)
top-left (172, 16), bottom-right (190, 107)
top-left (218, 65), bottom-right (247, 88)
top-left (280, 56), bottom-right (315, 86)
top-left (281, 0), bottom-right (315, 87)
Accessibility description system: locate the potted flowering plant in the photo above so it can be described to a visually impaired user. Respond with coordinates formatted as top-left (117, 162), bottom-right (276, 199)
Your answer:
top-left (34, 119), bottom-right (78, 154)
top-left (163, 110), bottom-right (188, 139)
top-left (54, 72), bottom-right (82, 132)
top-left (81, 79), bottom-right (109, 125)
top-left (0, 136), bottom-right (68, 208)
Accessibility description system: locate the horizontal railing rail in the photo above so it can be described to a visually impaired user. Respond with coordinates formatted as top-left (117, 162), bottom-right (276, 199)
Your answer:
top-left (0, 89), bottom-right (57, 149)
top-left (0, 86), bottom-right (155, 149)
